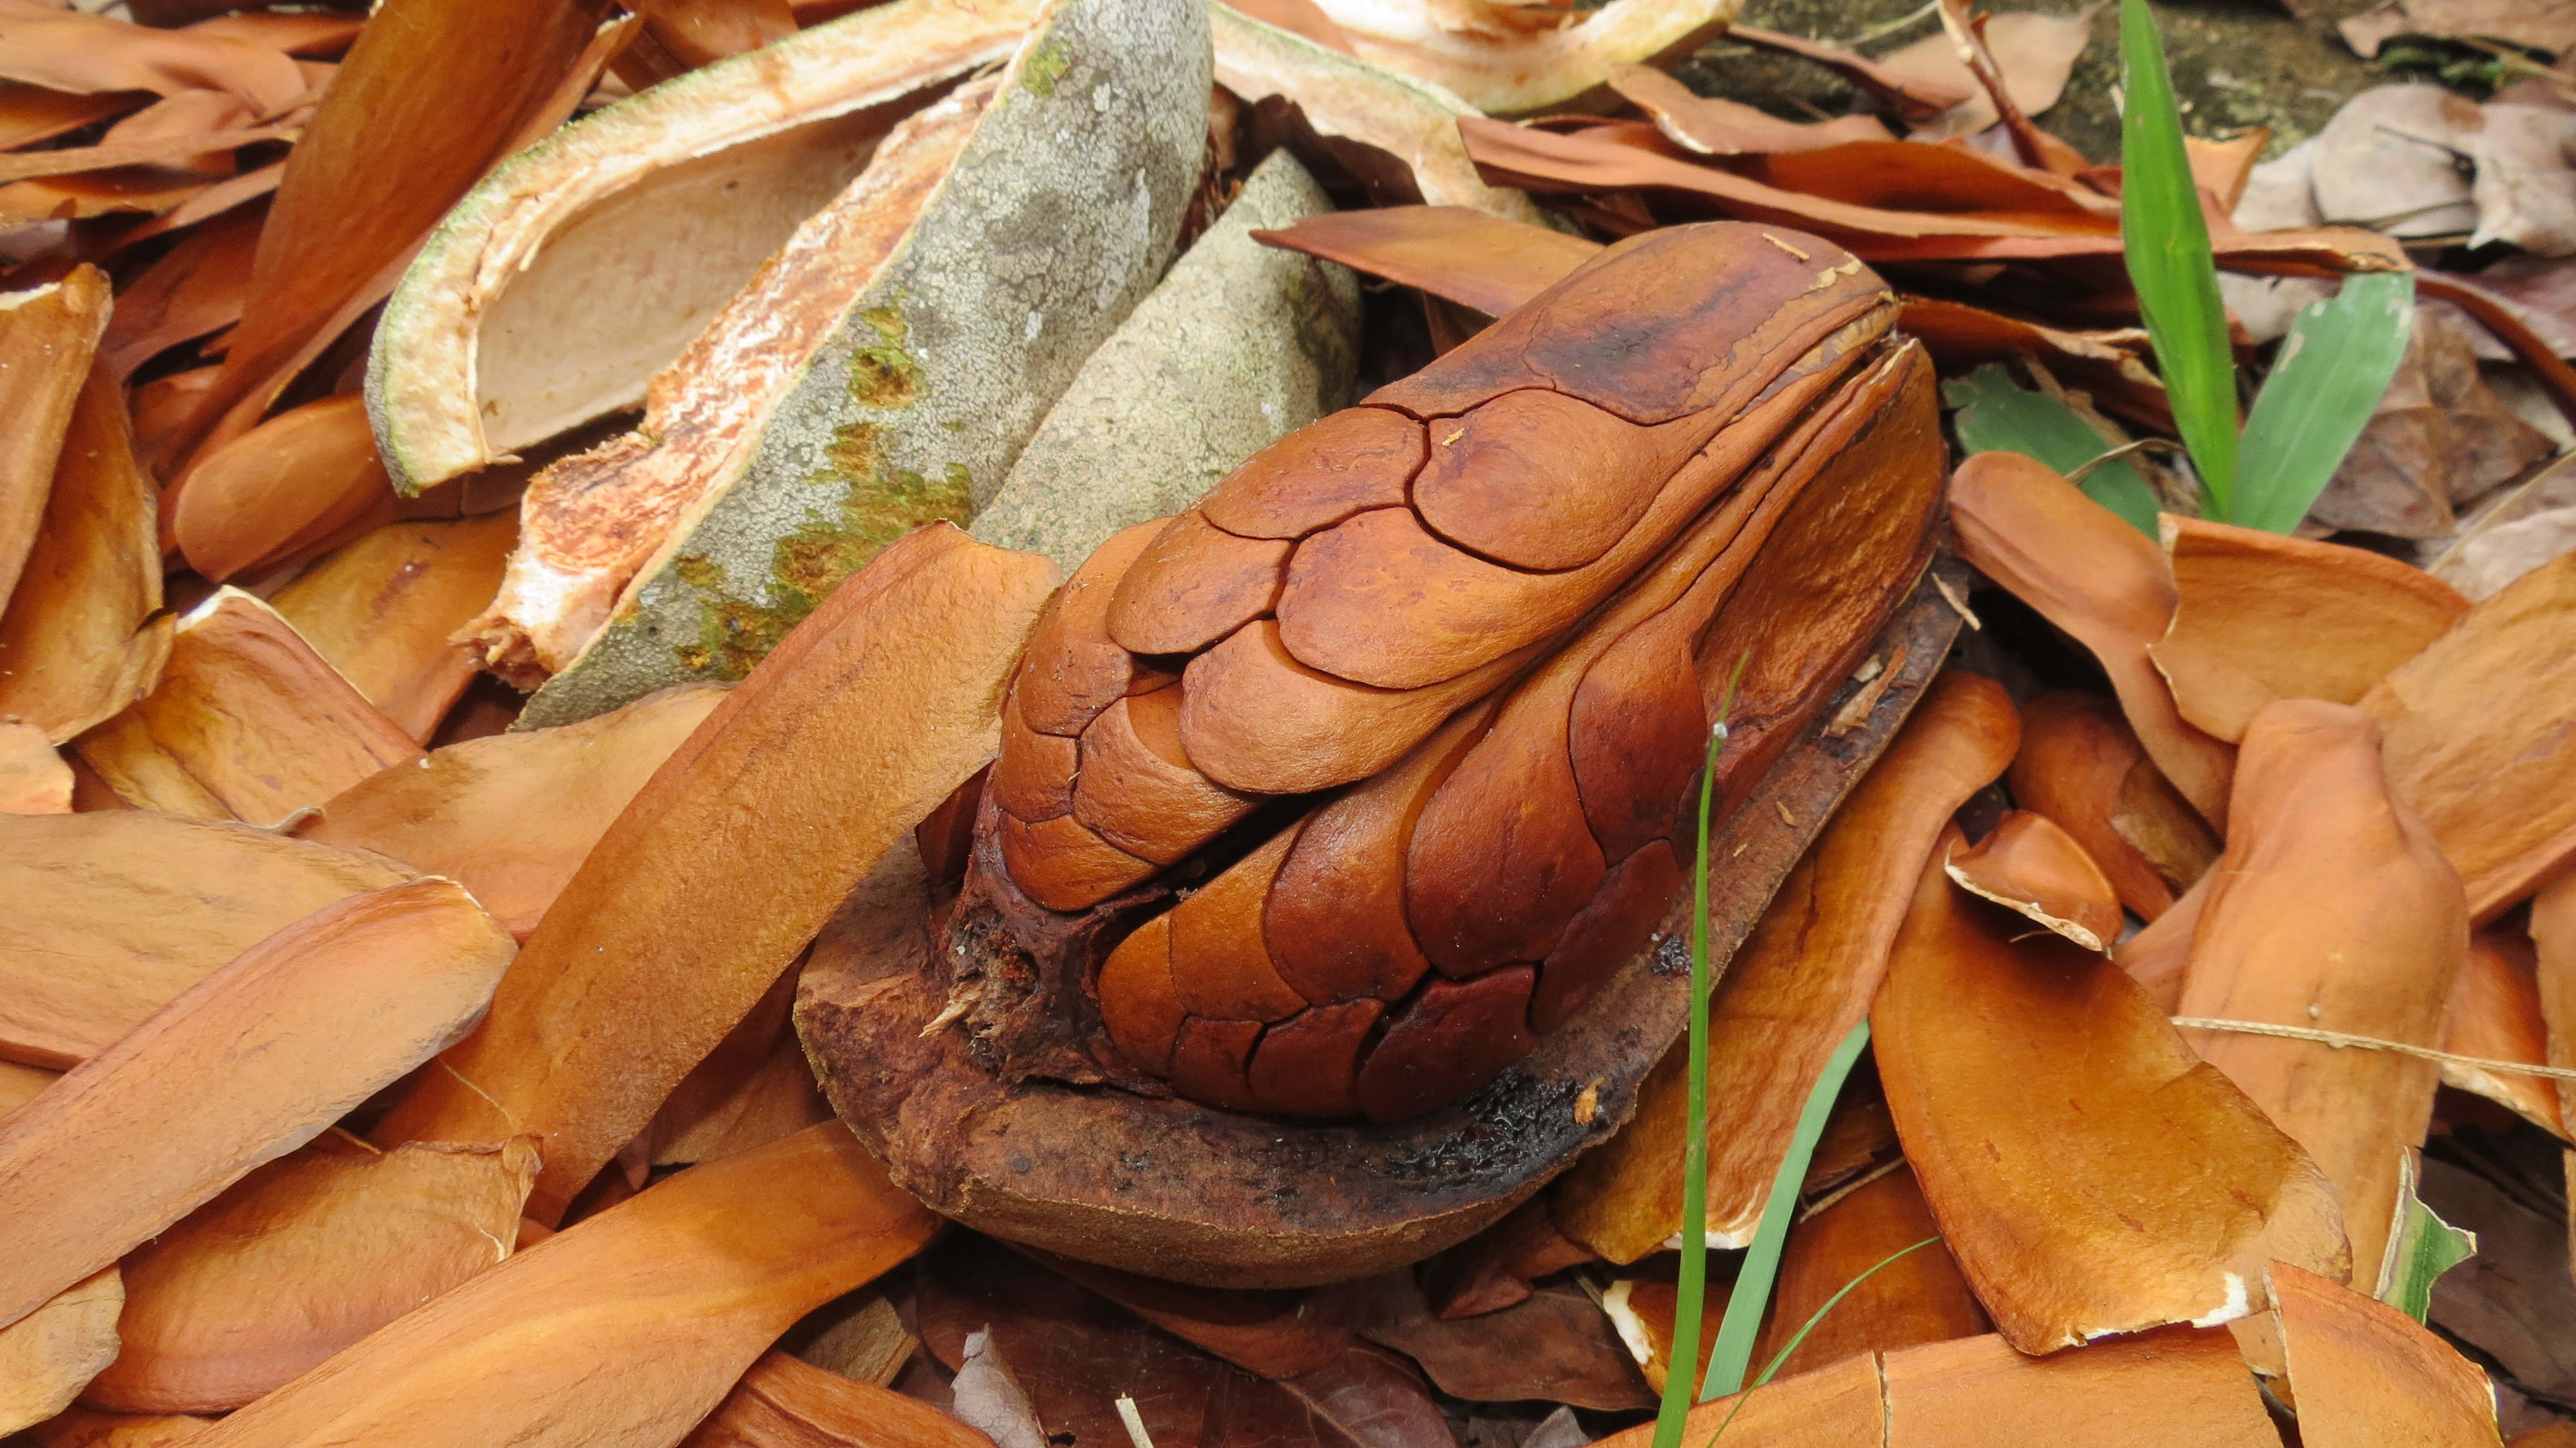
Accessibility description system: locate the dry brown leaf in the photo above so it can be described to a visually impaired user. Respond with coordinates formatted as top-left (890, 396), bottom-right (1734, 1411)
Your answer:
top-left (1251, 203), bottom-right (1600, 318)
top-left (0, 84), bottom-right (146, 152)
top-left (1880, 824), bottom-right (2347, 1351)
top-left (185, 12), bottom-right (366, 58)
top-left (0, 810), bottom-right (412, 1069)
top-left (0, 13), bottom-right (305, 114)
top-left (2442, 927), bottom-right (2564, 1138)
top-left (1750, 1164), bottom-right (1989, 1382)
top-left (185, 1123), bottom-right (937, 1448)
top-left (1609, 61), bottom-right (1893, 155)
top-left (1949, 451), bottom-right (2236, 828)
top-left (1283, 0), bottom-right (1732, 116)
top-left (683, 1349), bottom-right (996, 1448)
top-left (2273, 1261), bottom-right (2505, 1447)
top-left (2116, 872), bottom-right (2206, 1014)
top-left (627, 0), bottom-right (795, 69)
top-left (1879, 7), bottom-right (2098, 142)
top-left (1942, 809), bottom-right (2122, 953)
top-left (165, 0), bottom-right (614, 474)
top-left (2176, 700), bottom-right (2467, 1291)
top-left (0, 877), bottom-right (515, 1331)
top-left (1609, 1324), bottom-right (2277, 1447)
top-left (371, 525), bottom-right (1057, 1221)
top-left (0, 124), bottom-right (296, 186)
top-left (2533, 866), bottom-right (2576, 1120)
top-left (268, 515), bottom-right (518, 741)
top-left (1897, 298), bottom-right (2164, 427)
top-left (1554, 671), bottom-right (2020, 1261)
top-left (73, 588), bottom-right (422, 825)
top-left (0, 361), bottom-right (169, 743)
top-left (650, 963), bottom-right (830, 1167)
top-left (2340, 0), bottom-right (2576, 61)
top-left (2008, 691), bottom-right (2207, 920)
top-left (0, 267), bottom-right (109, 621)
top-left (85, 1132), bottom-right (540, 1414)
top-left (2364, 550), bottom-right (2576, 922)
top-left (294, 683), bottom-right (721, 940)
top-left (0, 721), bottom-right (70, 814)
top-left (21, 1407), bottom-right (216, 1448)
top-left (1724, 24), bottom-right (1976, 122)
top-left (0, 1268), bottom-right (121, 1436)
top-left (169, 394), bottom-right (393, 584)
top-left (2153, 518), bottom-right (2468, 743)
top-left (100, 207), bottom-right (259, 383)
top-left (0, 1059), bottom-right (54, 1119)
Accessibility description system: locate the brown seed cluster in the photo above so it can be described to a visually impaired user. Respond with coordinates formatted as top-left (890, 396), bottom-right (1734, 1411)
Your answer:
top-left (961, 222), bottom-right (1941, 1122)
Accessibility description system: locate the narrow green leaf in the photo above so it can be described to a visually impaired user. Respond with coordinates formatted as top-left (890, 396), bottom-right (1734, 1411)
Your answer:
top-left (1700, 1237), bottom-right (1944, 1446)
top-left (1650, 655), bottom-right (1750, 1448)
top-left (2119, 0), bottom-right (2239, 519)
top-left (1698, 1020), bottom-right (1873, 1402)
top-left (2378, 1154), bottom-right (2476, 1324)
top-left (1944, 365), bottom-right (2161, 535)
top-left (2233, 271), bottom-right (2415, 534)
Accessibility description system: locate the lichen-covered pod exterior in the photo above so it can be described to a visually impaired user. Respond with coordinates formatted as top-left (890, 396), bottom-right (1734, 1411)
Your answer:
top-left (944, 222), bottom-right (1946, 1122)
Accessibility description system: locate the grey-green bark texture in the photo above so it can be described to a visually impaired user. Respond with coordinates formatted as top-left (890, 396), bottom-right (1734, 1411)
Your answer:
top-left (971, 149), bottom-right (1361, 574)
top-left (518, 0), bottom-right (1209, 730)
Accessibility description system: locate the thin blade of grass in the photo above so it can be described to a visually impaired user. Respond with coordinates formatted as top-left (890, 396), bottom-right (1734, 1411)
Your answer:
top-left (1649, 656), bottom-right (1749, 1448)
top-left (1944, 364), bottom-right (2159, 535)
top-left (1698, 1236), bottom-right (1942, 1446)
top-left (1698, 1020), bottom-right (1873, 1402)
top-left (2119, 0), bottom-right (2238, 519)
top-left (2233, 271), bottom-right (2416, 535)
top-left (2377, 1152), bottom-right (2476, 1325)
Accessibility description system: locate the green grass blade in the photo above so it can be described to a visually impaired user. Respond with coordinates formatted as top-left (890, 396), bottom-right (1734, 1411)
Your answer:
top-left (1944, 365), bottom-right (2161, 535)
top-left (1697, 1236), bottom-right (1943, 1446)
top-left (1649, 655), bottom-right (1750, 1448)
top-left (2119, 0), bottom-right (2239, 519)
top-left (2378, 1154), bottom-right (2477, 1325)
top-left (1698, 1020), bottom-right (1873, 1402)
top-left (2233, 271), bottom-right (2415, 534)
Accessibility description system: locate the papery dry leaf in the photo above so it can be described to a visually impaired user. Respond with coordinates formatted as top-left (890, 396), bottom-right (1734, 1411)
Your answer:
top-left (2273, 1261), bottom-right (2504, 1447)
top-left (0, 84), bottom-right (146, 152)
top-left (101, 208), bottom-right (258, 383)
top-left (0, 362), bottom-right (168, 744)
top-left (1949, 451), bottom-right (2235, 828)
top-left (86, 1133), bottom-right (540, 1413)
top-left (1026, 1248), bottom-right (1361, 1381)
top-left (1879, 826), bottom-right (2349, 1351)
top-left (2009, 691), bottom-right (2202, 920)
top-left (681, 1350), bottom-right (991, 1448)
top-left (1879, 7), bottom-right (2098, 142)
top-left (2313, 304), bottom-right (2559, 542)
top-left (2117, 873), bottom-right (2206, 1015)
top-left (1750, 1164), bottom-right (1987, 1382)
top-left (2534, 866), bottom-right (2576, 1127)
top-left (372, 526), bottom-right (1056, 1221)
top-left (2436, 504), bottom-right (2576, 604)
top-left (74, 588), bottom-right (422, 825)
top-left (1555, 672), bottom-right (2019, 1261)
top-left (166, 0), bottom-right (615, 475)
top-left (0, 1059), bottom-right (55, 1119)
top-left (1723, 24), bottom-right (1976, 122)
top-left (2442, 928), bottom-right (2564, 1138)
top-left (292, 683), bottom-right (722, 940)
top-left (0, 125), bottom-right (294, 186)
top-left (0, 810), bottom-right (413, 1069)
top-left (2176, 700), bottom-right (2467, 1289)
top-left (2340, 0), bottom-right (2576, 56)
top-left (0, 1268), bottom-right (121, 1436)
top-left (1419, 1197), bottom-right (1595, 1318)
top-left (1251, 202), bottom-right (1600, 318)
top-left (170, 394), bottom-right (393, 584)
top-left (2416, 1154), bottom-right (2576, 1407)
top-left (267, 515), bottom-right (516, 741)
top-left (186, 12), bottom-right (366, 58)
top-left (21, 1407), bottom-right (215, 1448)
top-left (1361, 1273), bottom-right (1651, 1411)
top-left (1900, 298), bottom-right (2163, 426)
top-left (0, 267), bottom-right (109, 620)
top-left (1605, 1324), bottom-right (2277, 1447)
top-left (918, 1234), bottom-right (1453, 1448)
top-left (2154, 520), bottom-right (2468, 745)
top-left (1291, 0), bottom-right (1732, 116)
top-left (2365, 551), bottom-right (2576, 922)
top-left (0, 877), bottom-right (515, 1331)
top-left (1609, 61), bottom-right (1892, 154)
top-left (1943, 809), bottom-right (2121, 952)
top-left (185, 1123), bottom-right (938, 1448)
top-left (650, 964), bottom-right (830, 1167)
top-left (0, 12), bottom-right (304, 113)
top-left (0, 721), bottom-right (70, 814)
top-left (2313, 85), bottom-right (2482, 240)
top-left (628, 0), bottom-right (797, 70)
top-left (1213, 1), bottom-right (1549, 222)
